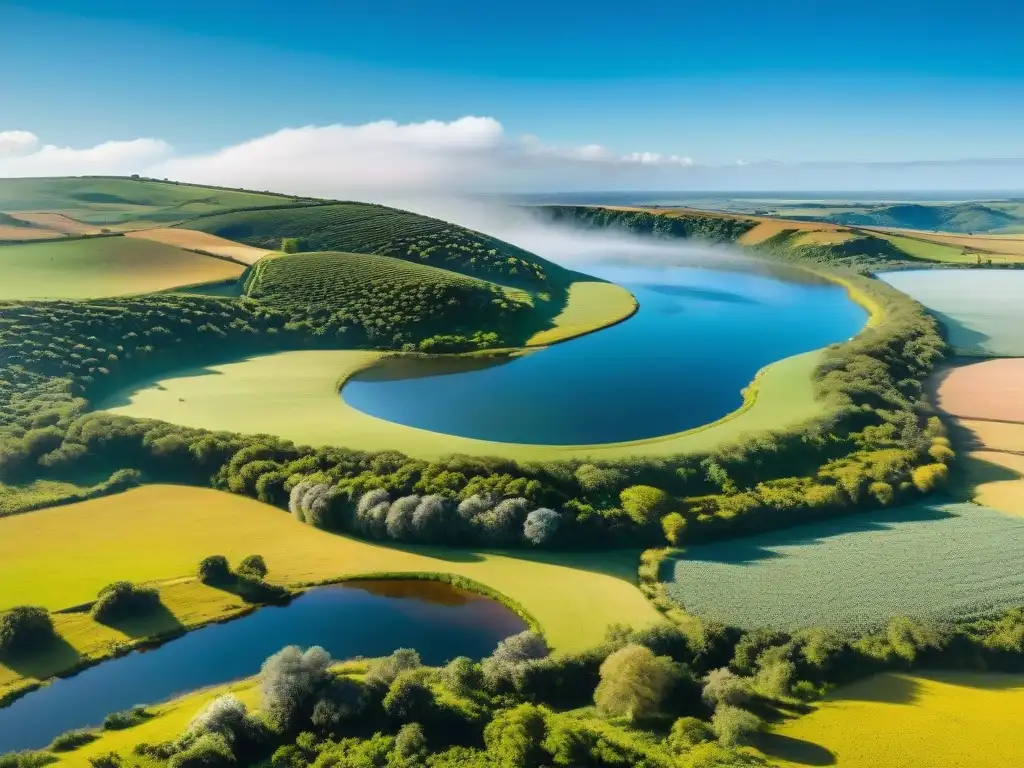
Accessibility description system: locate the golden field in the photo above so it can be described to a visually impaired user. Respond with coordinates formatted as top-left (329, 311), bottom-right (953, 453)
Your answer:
top-left (762, 672), bottom-right (1024, 768)
top-left (0, 486), bottom-right (660, 678)
top-left (126, 227), bottom-right (275, 265)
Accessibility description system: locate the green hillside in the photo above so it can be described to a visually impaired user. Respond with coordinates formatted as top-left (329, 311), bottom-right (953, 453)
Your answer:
top-left (180, 202), bottom-right (571, 287)
top-left (809, 202), bottom-right (1019, 233)
top-left (244, 251), bottom-right (530, 346)
top-left (0, 176), bottom-right (315, 226)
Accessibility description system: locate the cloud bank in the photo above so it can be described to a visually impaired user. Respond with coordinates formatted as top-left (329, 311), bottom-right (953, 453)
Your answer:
top-left (1, 119), bottom-right (1022, 195)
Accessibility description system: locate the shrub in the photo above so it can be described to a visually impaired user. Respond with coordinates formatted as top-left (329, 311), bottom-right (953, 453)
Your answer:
top-left (711, 705), bottom-right (761, 747)
top-left (237, 555), bottom-right (268, 580)
top-left (0, 753), bottom-right (57, 768)
top-left (667, 716), bottom-right (715, 752)
top-left (701, 668), bottom-right (750, 707)
top-left (619, 486), bottom-right (670, 524)
top-left (188, 695), bottom-right (249, 741)
top-left (280, 237), bottom-right (300, 254)
top-left (523, 508), bottom-right (560, 545)
top-left (392, 723), bottom-right (428, 765)
top-left (103, 707), bottom-right (151, 730)
top-left (661, 512), bottom-right (687, 545)
top-left (168, 733), bottom-right (235, 768)
top-left (483, 631), bottom-right (549, 686)
top-left (483, 703), bottom-right (548, 768)
top-left (868, 481), bottom-right (895, 506)
top-left (0, 606), bottom-right (57, 656)
top-left (198, 555), bottom-right (232, 584)
top-left (91, 581), bottom-right (161, 623)
top-left (50, 730), bottom-right (99, 752)
top-left (88, 754), bottom-right (122, 768)
top-left (912, 463), bottom-right (949, 493)
top-left (443, 656), bottom-right (484, 697)
top-left (382, 671), bottom-right (434, 721)
top-left (928, 442), bottom-right (955, 463)
top-left (366, 648), bottom-right (422, 688)
top-left (260, 645), bottom-right (332, 730)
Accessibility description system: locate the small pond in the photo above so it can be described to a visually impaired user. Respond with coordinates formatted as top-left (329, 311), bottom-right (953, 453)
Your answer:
top-left (0, 581), bottom-right (526, 753)
top-left (342, 259), bottom-right (868, 444)
top-left (880, 268), bottom-right (1024, 357)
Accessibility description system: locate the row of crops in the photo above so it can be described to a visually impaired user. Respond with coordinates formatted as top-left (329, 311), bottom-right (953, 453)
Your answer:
top-left (179, 202), bottom-right (564, 286)
top-left (244, 251), bottom-right (530, 344)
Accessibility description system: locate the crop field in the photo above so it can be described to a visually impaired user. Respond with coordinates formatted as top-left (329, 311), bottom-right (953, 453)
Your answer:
top-left (100, 347), bottom-right (832, 461)
top-left (525, 280), bottom-right (637, 345)
top-left (880, 270), bottom-right (1024, 356)
top-left (180, 202), bottom-right (567, 285)
top-left (791, 229), bottom-right (857, 246)
top-left (935, 358), bottom-right (1024, 422)
top-left (870, 228), bottom-right (1024, 259)
top-left (0, 485), bottom-right (660, 658)
top-left (877, 233), bottom-right (966, 262)
top-left (664, 501), bottom-right (1024, 632)
top-left (735, 218), bottom-right (843, 245)
top-left (0, 237), bottom-right (245, 300)
top-left (124, 227), bottom-right (273, 265)
top-left (964, 452), bottom-right (1024, 517)
top-left (763, 672), bottom-right (1024, 768)
top-left (0, 177), bottom-right (311, 226)
top-left (6, 212), bottom-right (102, 235)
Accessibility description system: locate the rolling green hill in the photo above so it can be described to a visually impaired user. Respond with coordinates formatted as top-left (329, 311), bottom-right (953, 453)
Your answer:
top-left (180, 202), bottom-right (572, 287)
top-left (806, 202), bottom-right (1019, 233)
top-left (244, 251), bottom-right (530, 345)
top-left (0, 176), bottom-right (316, 226)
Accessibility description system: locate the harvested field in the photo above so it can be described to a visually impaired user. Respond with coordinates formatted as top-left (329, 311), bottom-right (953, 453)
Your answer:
top-left (663, 501), bottom-right (1024, 632)
top-left (126, 227), bottom-right (273, 265)
top-left (792, 229), bottom-right (857, 246)
top-left (0, 226), bottom-right (61, 241)
top-left (7, 212), bottom-right (102, 235)
top-left (963, 452), bottom-right (1024, 517)
top-left (0, 236), bottom-right (245, 300)
top-left (934, 358), bottom-right (1024, 422)
top-left (762, 672), bottom-right (1024, 768)
top-left (954, 419), bottom-right (1024, 454)
top-left (870, 227), bottom-right (1024, 259)
top-left (737, 218), bottom-right (840, 245)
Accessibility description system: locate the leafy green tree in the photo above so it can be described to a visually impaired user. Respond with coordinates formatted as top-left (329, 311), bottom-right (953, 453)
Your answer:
top-left (667, 716), bottom-right (715, 752)
top-left (483, 703), bottom-right (548, 768)
top-left (197, 555), bottom-right (231, 584)
top-left (593, 643), bottom-right (678, 722)
top-left (711, 705), bottom-right (761, 747)
top-left (0, 605), bottom-right (57, 656)
top-left (280, 238), bottom-right (300, 253)
top-left (619, 486), bottom-right (670, 525)
top-left (237, 555), bottom-right (268, 580)
top-left (661, 512), bottom-right (687, 545)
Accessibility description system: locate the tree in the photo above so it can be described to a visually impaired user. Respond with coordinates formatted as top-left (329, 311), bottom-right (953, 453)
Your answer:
top-left (0, 606), bottom-right (57, 656)
top-left (619, 485), bottom-right (670, 524)
top-left (260, 645), bottom-right (332, 729)
top-left (483, 631), bottom-right (548, 685)
top-left (523, 508), bottom-right (560, 545)
top-left (593, 643), bottom-right (678, 722)
top-left (198, 555), bottom-right (231, 584)
top-left (667, 716), bottom-right (715, 753)
top-left (661, 512), bottom-right (687, 545)
top-left (237, 555), bottom-right (268, 580)
top-left (701, 668), bottom-right (750, 708)
top-left (442, 656), bottom-right (483, 697)
top-left (91, 581), bottom-right (161, 623)
top-left (382, 672), bottom-right (434, 722)
top-left (483, 703), bottom-right (548, 768)
top-left (187, 694), bottom-right (249, 741)
top-left (281, 238), bottom-right (300, 254)
top-left (711, 705), bottom-right (761, 747)
top-left (390, 723), bottom-right (427, 767)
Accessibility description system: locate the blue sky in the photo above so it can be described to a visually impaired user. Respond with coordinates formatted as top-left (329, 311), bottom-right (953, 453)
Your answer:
top-left (3, 1), bottom-right (1024, 191)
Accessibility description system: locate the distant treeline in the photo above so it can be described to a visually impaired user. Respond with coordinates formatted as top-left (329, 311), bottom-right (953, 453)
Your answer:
top-left (533, 206), bottom-right (758, 243)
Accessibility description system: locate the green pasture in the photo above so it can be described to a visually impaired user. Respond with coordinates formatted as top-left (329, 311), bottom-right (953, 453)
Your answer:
top-left (879, 234), bottom-right (967, 262)
top-left (0, 177), bottom-right (310, 225)
top-left (0, 236), bottom-right (245, 300)
top-left (664, 500), bottom-right (1024, 632)
top-left (99, 346), bottom-right (830, 461)
top-left (880, 270), bottom-right (1024, 356)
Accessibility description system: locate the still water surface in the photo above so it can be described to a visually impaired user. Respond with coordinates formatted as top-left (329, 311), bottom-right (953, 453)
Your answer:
top-left (343, 261), bottom-right (868, 444)
top-left (0, 581), bottom-right (526, 752)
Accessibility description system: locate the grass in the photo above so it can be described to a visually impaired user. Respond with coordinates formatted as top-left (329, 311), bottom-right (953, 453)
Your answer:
top-left (0, 237), bottom-right (245, 300)
top-left (760, 672), bottom-right (1024, 768)
top-left (871, 228), bottom-right (1024, 260)
top-left (180, 202), bottom-right (571, 287)
top-left (99, 346), bottom-right (832, 461)
top-left (525, 281), bottom-right (637, 346)
top-left (879, 270), bottom-right (1024, 356)
top-left (0, 485), bottom-right (661, 666)
top-left (124, 228), bottom-right (272, 265)
top-left (0, 177), bottom-right (312, 226)
top-left (0, 478), bottom-right (107, 517)
top-left (55, 678), bottom-right (263, 767)
top-left (663, 500), bottom-right (1024, 633)
top-left (876, 233), bottom-right (967, 262)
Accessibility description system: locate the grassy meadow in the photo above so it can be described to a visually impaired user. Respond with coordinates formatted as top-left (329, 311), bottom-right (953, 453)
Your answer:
top-left (0, 485), bottom-right (660, 660)
top-left (664, 501), bottom-right (1024, 632)
top-left (761, 672), bottom-right (1024, 768)
top-left (0, 237), bottom-right (245, 300)
top-left (99, 347), bottom-right (832, 461)
top-left (525, 280), bottom-right (637, 346)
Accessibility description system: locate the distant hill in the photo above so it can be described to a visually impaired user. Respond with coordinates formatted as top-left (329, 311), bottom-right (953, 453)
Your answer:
top-left (809, 203), bottom-right (1018, 233)
top-left (180, 202), bottom-right (574, 288)
top-left (0, 176), bottom-right (316, 226)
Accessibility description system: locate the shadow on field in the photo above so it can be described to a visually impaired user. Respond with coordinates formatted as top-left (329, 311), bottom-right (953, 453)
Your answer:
top-left (754, 732), bottom-right (836, 766)
top-left (839, 673), bottom-right (921, 704)
top-left (0, 635), bottom-right (81, 681)
top-left (670, 503), bottom-right (959, 566)
top-left (96, 602), bottom-right (185, 640)
top-left (931, 310), bottom-right (993, 356)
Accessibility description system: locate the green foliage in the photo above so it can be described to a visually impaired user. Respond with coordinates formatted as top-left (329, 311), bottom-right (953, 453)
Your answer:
top-left (49, 730), bottom-right (100, 752)
top-left (91, 581), bottom-right (161, 623)
top-left (710, 706), bottom-right (761, 747)
top-left (0, 754), bottom-right (57, 768)
top-left (280, 238), bottom-right (300, 254)
top-left (668, 717), bottom-right (715, 752)
top-left (103, 707), bottom-right (152, 731)
top-left (538, 206), bottom-right (757, 243)
top-left (483, 703), bottom-right (549, 768)
top-left (244, 251), bottom-right (528, 346)
top-left (593, 644), bottom-right (678, 722)
top-left (198, 555), bottom-right (232, 584)
top-left (661, 512), bottom-right (687, 545)
top-left (911, 462), bottom-right (948, 492)
top-left (237, 555), bottom-right (268, 580)
top-left (0, 605), bottom-right (57, 656)
top-left (619, 485), bottom-right (670, 525)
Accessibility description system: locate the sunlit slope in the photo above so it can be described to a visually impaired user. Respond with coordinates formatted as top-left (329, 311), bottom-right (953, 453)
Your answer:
top-left (0, 236), bottom-right (244, 300)
top-left (763, 672), bottom-right (1024, 768)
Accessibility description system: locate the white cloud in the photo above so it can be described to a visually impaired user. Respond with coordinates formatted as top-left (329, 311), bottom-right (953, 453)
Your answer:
top-left (0, 133), bottom-right (171, 177)
top-left (2, 118), bottom-right (1023, 194)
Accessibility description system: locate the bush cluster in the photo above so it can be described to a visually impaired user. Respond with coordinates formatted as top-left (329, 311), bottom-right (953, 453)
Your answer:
top-left (91, 581), bottom-right (161, 623)
top-left (0, 605), bottom-right (57, 656)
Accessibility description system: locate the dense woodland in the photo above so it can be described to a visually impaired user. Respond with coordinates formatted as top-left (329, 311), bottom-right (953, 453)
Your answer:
top-left (535, 207), bottom-right (757, 243)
